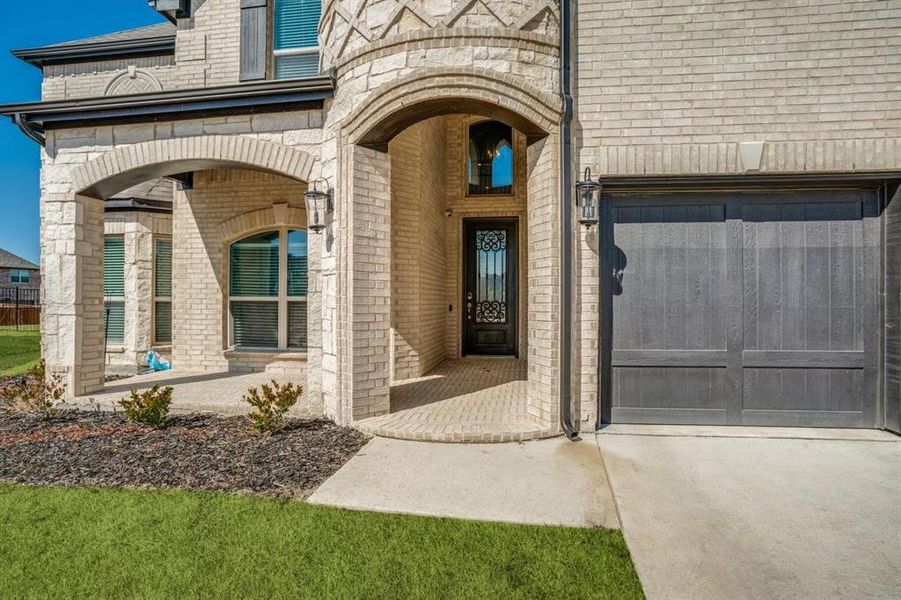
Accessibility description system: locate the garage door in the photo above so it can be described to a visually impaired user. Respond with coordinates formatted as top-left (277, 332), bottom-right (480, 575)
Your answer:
top-left (605, 189), bottom-right (880, 428)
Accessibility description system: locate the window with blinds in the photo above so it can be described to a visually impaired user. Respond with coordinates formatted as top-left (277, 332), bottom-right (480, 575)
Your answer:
top-left (104, 236), bottom-right (125, 344)
top-left (154, 238), bottom-right (172, 344)
top-left (229, 229), bottom-right (308, 350)
top-left (273, 0), bottom-right (321, 79)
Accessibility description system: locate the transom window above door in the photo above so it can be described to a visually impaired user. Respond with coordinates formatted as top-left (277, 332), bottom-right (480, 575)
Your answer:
top-left (467, 120), bottom-right (514, 196)
top-left (229, 228), bottom-right (308, 350)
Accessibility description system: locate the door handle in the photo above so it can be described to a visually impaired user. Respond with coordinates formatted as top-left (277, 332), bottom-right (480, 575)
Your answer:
top-left (613, 268), bottom-right (624, 284)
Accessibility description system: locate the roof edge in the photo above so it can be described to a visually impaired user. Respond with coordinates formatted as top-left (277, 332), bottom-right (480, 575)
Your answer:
top-left (12, 35), bottom-right (176, 67)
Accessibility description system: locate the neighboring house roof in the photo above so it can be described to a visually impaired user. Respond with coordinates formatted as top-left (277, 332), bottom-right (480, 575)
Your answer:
top-left (0, 249), bottom-right (39, 271)
top-left (11, 22), bottom-right (176, 67)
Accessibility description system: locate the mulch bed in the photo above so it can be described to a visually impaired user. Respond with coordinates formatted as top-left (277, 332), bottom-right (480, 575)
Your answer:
top-left (0, 410), bottom-right (369, 499)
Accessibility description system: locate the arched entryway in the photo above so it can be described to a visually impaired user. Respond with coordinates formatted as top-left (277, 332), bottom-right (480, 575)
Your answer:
top-left (48, 136), bottom-right (318, 399)
top-left (333, 73), bottom-right (563, 440)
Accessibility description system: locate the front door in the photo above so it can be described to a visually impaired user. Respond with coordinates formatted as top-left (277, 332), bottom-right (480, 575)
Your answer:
top-left (463, 219), bottom-right (518, 356)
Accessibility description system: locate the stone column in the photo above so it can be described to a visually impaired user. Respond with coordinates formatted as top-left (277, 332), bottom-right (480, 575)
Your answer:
top-left (124, 220), bottom-right (154, 369)
top-left (526, 134), bottom-right (561, 428)
top-left (41, 192), bottom-right (106, 397)
top-left (335, 143), bottom-right (392, 423)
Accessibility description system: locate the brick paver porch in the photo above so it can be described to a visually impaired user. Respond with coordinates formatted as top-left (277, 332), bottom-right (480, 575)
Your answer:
top-left (71, 359), bottom-right (559, 443)
top-left (355, 359), bottom-right (559, 443)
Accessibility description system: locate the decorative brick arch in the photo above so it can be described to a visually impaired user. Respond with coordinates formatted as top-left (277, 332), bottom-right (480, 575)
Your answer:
top-left (343, 68), bottom-right (561, 149)
top-left (72, 135), bottom-right (316, 199)
top-left (217, 205), bottom-right (309, 243)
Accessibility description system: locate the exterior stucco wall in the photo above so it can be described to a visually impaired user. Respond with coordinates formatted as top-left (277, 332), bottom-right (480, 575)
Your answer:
top-left (103, 210), bottom-right (173, 374)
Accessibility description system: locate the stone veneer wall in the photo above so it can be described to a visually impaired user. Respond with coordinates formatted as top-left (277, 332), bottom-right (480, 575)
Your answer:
top-left (389, 117), bottom-right (449, 380)
top-left (103, 210), bottom-right (173, 374)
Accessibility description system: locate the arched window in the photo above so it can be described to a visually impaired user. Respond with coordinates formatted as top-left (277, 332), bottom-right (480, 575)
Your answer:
top-left (467, 120), bottom-right (514, 196)
top-left (229, 228), bottom-right (308, 350)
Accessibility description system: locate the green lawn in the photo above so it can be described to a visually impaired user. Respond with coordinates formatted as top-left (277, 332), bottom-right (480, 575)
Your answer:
top-left (0, 484), bottom-right (643, 599)
top-left (0, 329), bottom-right (40, 377)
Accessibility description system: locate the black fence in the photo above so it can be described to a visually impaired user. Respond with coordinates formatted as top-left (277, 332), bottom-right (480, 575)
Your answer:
top-left (0, 287), bottom-right (40, 330)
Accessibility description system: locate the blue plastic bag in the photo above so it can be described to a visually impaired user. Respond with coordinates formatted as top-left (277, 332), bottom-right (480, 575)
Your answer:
top-left (147, 350), bottom-right (171, 371)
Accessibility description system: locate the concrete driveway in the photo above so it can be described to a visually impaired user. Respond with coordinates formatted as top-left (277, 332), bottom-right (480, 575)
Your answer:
top-left (597, 426), bottom-right (901, 600)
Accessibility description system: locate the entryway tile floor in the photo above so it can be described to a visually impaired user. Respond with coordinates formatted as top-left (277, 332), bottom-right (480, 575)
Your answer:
top-left (355, 358), bottom-right (559, 443)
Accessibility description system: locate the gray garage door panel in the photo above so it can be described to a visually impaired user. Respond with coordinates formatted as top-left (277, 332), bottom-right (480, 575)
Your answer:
top-left (608, 190), bottom-right (879, 428)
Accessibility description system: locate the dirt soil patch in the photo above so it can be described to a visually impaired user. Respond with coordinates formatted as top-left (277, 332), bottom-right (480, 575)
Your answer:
top-left (0, 411), bottom-right (369, 498)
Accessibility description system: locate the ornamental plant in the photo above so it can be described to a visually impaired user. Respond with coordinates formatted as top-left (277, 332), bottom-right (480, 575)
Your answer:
top-left (119, 385), bottom-right (174, 427)
top-left (243, 380), bottom-right (302, 434)
top-left (0, 360), bottom-right (66, 419)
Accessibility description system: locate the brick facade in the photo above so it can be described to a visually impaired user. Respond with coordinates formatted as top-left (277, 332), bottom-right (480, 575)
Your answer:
top-left (25, 0), bottom-right (900, 435)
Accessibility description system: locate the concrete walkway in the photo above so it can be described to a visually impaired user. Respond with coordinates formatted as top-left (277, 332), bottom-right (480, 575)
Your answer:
top-left (597, 428), bottom-right (901, 600)
top-left (308, 435), bottom-right (619, 528)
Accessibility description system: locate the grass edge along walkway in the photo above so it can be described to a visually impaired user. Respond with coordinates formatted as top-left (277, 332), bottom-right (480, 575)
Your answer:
top-left (0, 484), bottom-right (644, 599)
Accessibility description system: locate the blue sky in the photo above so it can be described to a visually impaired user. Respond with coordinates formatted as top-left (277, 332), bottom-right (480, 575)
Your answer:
top-left (0, 2), bottom-right (165, 265)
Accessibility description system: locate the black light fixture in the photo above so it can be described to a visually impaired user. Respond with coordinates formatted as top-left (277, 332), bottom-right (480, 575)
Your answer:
top-left (575, 167), bottom-right (601, 227)
top-left (304, 178), bottom-right (332, 234)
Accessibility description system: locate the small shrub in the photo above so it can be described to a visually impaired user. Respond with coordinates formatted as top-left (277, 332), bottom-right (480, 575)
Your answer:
top-left (119, 385), bottom-right (174, 427)
top-left (0, 360), bottom-right (65, 419)
top-left (243, 380), bottom-right (302, 434)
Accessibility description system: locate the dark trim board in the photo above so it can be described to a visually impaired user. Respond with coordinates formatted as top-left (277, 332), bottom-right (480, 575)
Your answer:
top-left (12, 36), bottom-right (175, 67)
top-left (599, 184), bottom-right (892, 429)
top-left (0, 76), bottom-right (335, 146)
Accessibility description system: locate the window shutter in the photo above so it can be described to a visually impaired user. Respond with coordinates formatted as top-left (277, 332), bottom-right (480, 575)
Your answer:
top-left (240, 0), bottom-right (269, 81)
top-left (104, 236), bottom-right (125, 297)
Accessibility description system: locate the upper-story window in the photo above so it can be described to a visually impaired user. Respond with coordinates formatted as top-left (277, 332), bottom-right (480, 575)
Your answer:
top-left (467, 120), bottom-right (514, 196)
top-left (274, 0), bottom-right (322, 79)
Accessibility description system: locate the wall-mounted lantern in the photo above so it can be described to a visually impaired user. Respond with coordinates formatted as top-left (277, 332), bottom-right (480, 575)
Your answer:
top-left (304, 178), bottom-right (333, 234)
top-left (575, 167), bottom-right (601, 227)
